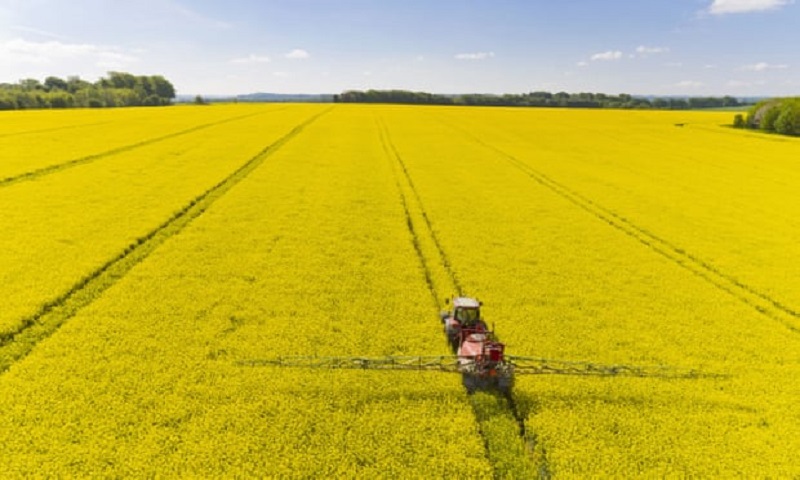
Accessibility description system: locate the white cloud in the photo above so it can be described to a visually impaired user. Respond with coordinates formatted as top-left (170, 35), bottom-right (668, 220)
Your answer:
top-left (741, 61), bottom-right (789, 71)
top-left (285, 49), bottom-right (309, 59)
top-left (231, 54), bottom-right (271, 64)
top-left (635, 45), bottom-right (669, 56)
top-left (674, 80), bottom-right (704, 88)
top-left (576, 61), bottom-right (588, 67)
top-left (0, 38), bottom-right (138, 68)
top-left (708, 0), bottom-right (793, 14)
top-left (455, 51), bottom-right (495, 60)
top-left (591, 50), bottom-right (622, 61)
top-left (272, 71), bottom-right (289, 77)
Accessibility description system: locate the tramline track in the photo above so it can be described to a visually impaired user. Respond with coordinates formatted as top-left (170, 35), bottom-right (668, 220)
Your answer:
top-left (0, 108), bottom-right (332, 373)
top-left (436, 117), bottom-right (800, 334)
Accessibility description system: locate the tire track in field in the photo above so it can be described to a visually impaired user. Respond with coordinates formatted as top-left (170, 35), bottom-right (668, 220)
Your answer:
top-left (444, 120), bottom-right (800, 334)
top-left (0, 107), bottom-right (333, 374)
top-left (0, 108), bottom-right (285, 188)
top-left (376, 118), bottom-right (463, 303)
top-left (0, 121), bottom-right (113, 139)
top-left (377, 117), bottom-right (545, 479)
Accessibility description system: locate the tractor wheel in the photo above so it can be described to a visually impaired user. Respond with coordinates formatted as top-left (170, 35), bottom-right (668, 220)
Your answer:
top-left (462, 374), bottom-right (479, 394)
top-left (449, 335), bottom-right (460, 353)
top-left (496, 373), bottom-right (514, 395)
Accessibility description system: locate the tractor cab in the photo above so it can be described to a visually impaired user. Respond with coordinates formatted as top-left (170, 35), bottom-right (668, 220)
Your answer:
top-left (441, 296), bottom-right (483, 324)
top-left (441, 297), bottom-right (486, 351)
top-left (453, 298), bottom-right (482, 328)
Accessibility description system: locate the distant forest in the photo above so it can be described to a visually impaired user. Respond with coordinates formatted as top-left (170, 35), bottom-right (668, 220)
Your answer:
top-left (734, 97), bottom-right (800, 136)
top-left (334, 89), bottom-right (745, 110)
top-left (0, 72), bottom-right (176, 110)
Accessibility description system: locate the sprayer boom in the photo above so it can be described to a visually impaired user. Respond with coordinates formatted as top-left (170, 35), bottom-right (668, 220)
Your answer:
top-left (237, 355), bottom-right (718, 379)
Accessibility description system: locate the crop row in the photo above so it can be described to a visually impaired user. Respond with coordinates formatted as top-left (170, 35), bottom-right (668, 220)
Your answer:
top-left (0, 104), bottom-right (282, 182)
top-left (1, 104), bottom-right (797, 476)
top-left (0, 105), bottom-right (325, 339)
top-left (445, 117), bottom-right (800, 333)
top-left (377, 115), bottom-right (540, 477)
top-left (0, 107), bottom-right (330, 372)
top-left (0, 106), bottom-right (494, 477)
top-left (379, 105), bottom-right (800, 475)
top-left (436, 106), bottom-right (800, 320)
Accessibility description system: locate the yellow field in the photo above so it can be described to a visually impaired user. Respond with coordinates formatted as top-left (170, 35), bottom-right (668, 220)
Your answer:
top-left (0, 104), bottom-right (798, 477)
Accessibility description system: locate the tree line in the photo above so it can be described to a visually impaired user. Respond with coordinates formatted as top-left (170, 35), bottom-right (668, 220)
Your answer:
top-left (334, 89), bottom-right (744, 110)
top-left (733, 97), bottom-right (800, 136)
top-left (0, 72), bottom-right (176, 110)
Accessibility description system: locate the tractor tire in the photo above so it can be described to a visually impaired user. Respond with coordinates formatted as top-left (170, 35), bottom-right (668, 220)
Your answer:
top-left (462, 374), bottom-right (479, 394)
top-left (496, 374), bottom-right (514, 396)
top-left (449, 335), bottom-right (460, 353)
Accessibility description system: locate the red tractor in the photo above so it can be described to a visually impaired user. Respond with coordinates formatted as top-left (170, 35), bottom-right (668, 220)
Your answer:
top-left (441, 297), bottom-right (514, 393)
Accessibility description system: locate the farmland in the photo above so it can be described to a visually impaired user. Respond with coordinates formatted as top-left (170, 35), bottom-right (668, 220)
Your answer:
top-left (0, 104), bottom-right (798, 477)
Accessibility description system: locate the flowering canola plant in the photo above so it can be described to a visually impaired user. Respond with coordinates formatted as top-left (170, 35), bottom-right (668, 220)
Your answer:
top-left (0, 105), bottom-right (491, 477)
top-left (0, 104), bottom-right (267, 181)
top-left (0, 104), bottom-right (319, 338)
top-left (0, 104), bottom-right (798, 476)
top-left (381, 105), bottom-right (800, 476)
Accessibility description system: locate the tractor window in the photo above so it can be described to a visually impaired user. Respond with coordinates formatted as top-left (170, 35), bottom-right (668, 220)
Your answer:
top-left (456, 308), bottom-right (480, 325)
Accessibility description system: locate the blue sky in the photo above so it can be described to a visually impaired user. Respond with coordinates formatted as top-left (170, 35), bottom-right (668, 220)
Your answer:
top-left (1, 0), bottom-right (798, 96)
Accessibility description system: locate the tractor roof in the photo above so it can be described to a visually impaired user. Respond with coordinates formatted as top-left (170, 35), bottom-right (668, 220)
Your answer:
top-left (453, 297), bottom-right (481, 308)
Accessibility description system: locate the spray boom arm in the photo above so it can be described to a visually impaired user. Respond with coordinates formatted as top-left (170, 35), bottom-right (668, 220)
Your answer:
top-left (237, 355), bottom-right (721, 379)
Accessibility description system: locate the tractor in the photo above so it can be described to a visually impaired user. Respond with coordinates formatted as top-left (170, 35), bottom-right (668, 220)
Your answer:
top-left (440, 297), bottom-right (514, 393)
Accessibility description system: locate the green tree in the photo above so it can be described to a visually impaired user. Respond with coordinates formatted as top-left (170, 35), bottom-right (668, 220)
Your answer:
top-left (149, 75), bottom-right (176, 103)
top-left (0, 72), bottom-right (177, 110)
top-left (105, 71), bottom-right (138, 89)
top-left (66, 76), bottom-right (92, 93)
top-left (18, 78), bottom-right (44, 91)
top-left (143, 94), bottom-right (162, 106)
top-left (722, 96), bottom-right (739, 107)
top-left (44, 76), bottom-right (68, 92)
top-left (774, 101), bottom-right (800, 135)
top-left (761, 105), bottom-right (781, 132)
top-left (0, 92), bottom-right (17, 110)
top-left (653, 98), bottom-right (668, 109)
top-left (48, 91), bottom-right (74, 108)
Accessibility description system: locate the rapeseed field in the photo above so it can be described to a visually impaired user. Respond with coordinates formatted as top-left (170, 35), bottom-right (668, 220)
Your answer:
top-left (0, 104), bottom-right (797, 477)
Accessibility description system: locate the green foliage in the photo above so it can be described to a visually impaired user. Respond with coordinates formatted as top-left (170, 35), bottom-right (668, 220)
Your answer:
top-left (733, 114), bottom-right (746, 128)
top-left (774, 100), bottom-right (800, 136)
top-left (0, 72), bottom-right (176, 110)
top-left (762, 106), bottom-right (780, 132)
top-left (44, 76), bottom-right (68, 92)
top-left (738, 97), bottom-right (800, 136)
top-left (335, 89), bottom-right (744, 110)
